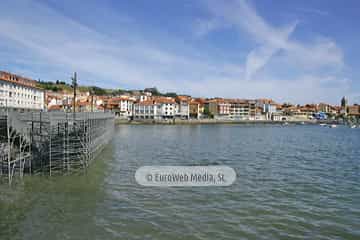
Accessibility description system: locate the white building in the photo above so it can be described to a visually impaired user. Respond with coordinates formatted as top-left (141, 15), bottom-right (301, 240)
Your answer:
top-left (158, 97), bottom-right (178, 118)
top-left (0, 71), bottom-right (44, 110)
top-left (107, 96), bottom-right (135, 118)
top-left (176, 96), bottom-right (190, 119)
top-left (263, 103), bottom-right (277, 120)
top-left (120, 97), bottom-right (135, 117)
top-left (133, 97), bottom-right (178, 119)
top-left (133, 100), bottom-right (160, 119)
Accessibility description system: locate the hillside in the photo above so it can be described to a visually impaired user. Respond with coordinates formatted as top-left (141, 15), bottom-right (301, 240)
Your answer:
top-left (36, 80), bottom-right (125, 96)
top-left (36, 81), bottom-right (180, 97)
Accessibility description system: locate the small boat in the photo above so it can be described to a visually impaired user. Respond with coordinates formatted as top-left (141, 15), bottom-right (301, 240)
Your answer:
top-left (350, 125), bottom-right (357, 129)
top-left (329, 124), bottom-right (337, 128)
top-left (319, 123), bottom-right (327, 126)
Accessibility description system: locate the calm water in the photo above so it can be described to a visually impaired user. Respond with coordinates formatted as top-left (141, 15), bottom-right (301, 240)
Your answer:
top-left (1, 124), bottom-right (360, 239)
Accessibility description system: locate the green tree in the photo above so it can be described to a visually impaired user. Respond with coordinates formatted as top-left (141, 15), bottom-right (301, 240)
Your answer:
top-left (203, 108), bottom-right (213, 119)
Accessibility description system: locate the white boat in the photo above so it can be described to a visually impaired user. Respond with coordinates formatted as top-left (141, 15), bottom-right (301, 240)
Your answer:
top-left (319, 123), bottom-right (327, 126)
top-left (329, 124), bottom-right (337, 128)
top-left (350, 125), bottom-right (356, 129)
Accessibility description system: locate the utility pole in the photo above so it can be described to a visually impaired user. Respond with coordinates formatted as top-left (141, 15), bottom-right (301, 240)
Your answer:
top-left (91, 95), bottom-right (94, 112)
top-left (90, 89), bottom-right (94, 112)
top-left (72, 72), bottom-right (77, 119)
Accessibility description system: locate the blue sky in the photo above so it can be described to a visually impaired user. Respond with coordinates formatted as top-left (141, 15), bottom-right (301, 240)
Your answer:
top-left (0, 0), bottom-right (359, 104)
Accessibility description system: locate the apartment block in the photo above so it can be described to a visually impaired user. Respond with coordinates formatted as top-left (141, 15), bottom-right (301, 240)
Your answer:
top-left (133, 97), bottom-right (178, 119)
top-left (205, 99), bottom-right (256, 120)
top-left (0, 71), bottom-right (45, 110)
top-left (229, 100), bottom-right (249, 119)
top-left (133, 100), bottom-right (160, 119)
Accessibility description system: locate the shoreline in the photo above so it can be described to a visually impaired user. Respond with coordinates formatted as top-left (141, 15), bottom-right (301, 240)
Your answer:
top-left (115, 118), bottom-right (339, 125)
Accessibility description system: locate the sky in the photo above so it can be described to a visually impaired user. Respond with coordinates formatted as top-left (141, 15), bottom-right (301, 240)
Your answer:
top-left (0, 0), bottom-right (359, 104)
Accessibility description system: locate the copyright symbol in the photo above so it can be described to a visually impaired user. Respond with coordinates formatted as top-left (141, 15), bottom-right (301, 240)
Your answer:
top-left (146, 174), bottom-right (153, 182)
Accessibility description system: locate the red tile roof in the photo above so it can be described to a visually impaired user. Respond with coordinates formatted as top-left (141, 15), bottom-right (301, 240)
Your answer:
top-left (0, 71), bottom-right (43, 90)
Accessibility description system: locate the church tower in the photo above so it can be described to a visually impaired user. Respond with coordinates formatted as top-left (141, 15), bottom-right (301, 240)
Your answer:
top-left (341, 96), bottom-right (348, 115)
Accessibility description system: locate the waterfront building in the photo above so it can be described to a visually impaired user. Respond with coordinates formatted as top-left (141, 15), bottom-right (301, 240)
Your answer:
top-left (0, 71), bottom-right (45, 110)
top-left (218, 100), bottom-right (231, 116)
top-left (189, 98), bottom-right (205, 119)
top-left (204, 99), bottom-right (231, 119)
top-left (197, 98), bottom-right (205, 117)
top-left (229, 99), bottom-right (256, 120)
top-left (204, 99), bottom-right (219, 116)
top-left (281, 104), bottom-right (318, 120)
top-left (272, 112), bottom-right (287, 121)
top-left (175, 96), bottom-right (190, 119)
top-left (156, 97), bottom-right (178, 118)
top-left (284, 106), bottom-right (312, 120)
top-left (263, 103), bottom-right (277, 120)
top-left (229, 100), bottom-right (250, 120)
top-left (120, 97), bottom-right (135, 117)
top-left (133, 100), bottom-right (159, 119)
top-left (299, 105), bottom-right (316, 119)
top-left (253, 106), bottom-right (265, 120)
top-left (248, 100), bottom-right (256, 120)
top-left (255, 98), bottom-right (275, 106)
top-left (107, 96), bottom-right (134, 117)
top-left (205, 99), bottom-right (257, 120)
top-left (133, 97), bottom-right (178, 119)
top-left (263, 103), bottom-right (277, 113)
top-left (282, 105), bottom-right (296, 116)
top-left (347, 105), bottom-right (360, 117)
top-left (189, 100), bottom-right (200, 119)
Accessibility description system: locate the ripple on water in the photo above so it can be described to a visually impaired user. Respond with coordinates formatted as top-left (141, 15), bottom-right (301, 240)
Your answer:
top-left (1, 125), bottom-right (359, 240)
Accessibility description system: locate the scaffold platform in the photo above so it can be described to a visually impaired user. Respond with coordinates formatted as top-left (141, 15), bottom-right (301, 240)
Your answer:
top-left (0, 110), bottom-right (114, 185)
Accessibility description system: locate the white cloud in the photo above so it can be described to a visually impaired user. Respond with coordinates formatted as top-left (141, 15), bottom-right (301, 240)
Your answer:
top-left (0, 0), bottom-right (224, 89)
top-left (204, 0), bottom-right (344, 79)
top-left (0, 0), bottom-right (354, 104)
top-left (180, 74), bottom-right (351, 105)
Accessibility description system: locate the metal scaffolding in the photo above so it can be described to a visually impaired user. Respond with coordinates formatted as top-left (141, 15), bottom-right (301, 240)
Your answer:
top-left (0, 110), bottom-right (114, 185)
